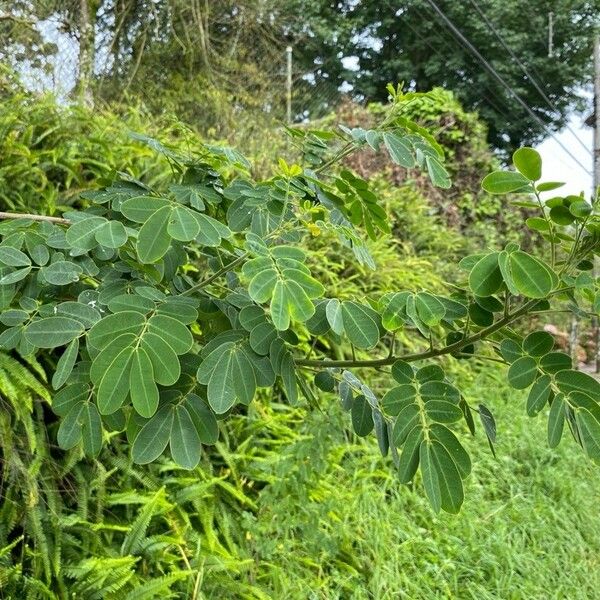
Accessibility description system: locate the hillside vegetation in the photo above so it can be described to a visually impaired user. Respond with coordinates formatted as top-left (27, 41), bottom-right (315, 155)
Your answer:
top-left (0, 85), bottom-right (598, 600)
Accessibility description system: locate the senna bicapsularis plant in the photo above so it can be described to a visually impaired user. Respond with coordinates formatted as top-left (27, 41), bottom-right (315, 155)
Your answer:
top-left (0, 87), bottom-right (599, 514)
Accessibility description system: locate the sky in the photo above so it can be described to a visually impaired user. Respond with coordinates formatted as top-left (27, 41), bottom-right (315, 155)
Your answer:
top-left (535, 110), bottom-right (594, 198)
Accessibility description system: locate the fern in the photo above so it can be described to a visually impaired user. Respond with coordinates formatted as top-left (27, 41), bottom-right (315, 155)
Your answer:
top-left (63, 557), bottom-right (138, 600)
top-left (122, 572), bottom-right (192, 600)
top-left (120, 489), bottom-right (168, 556)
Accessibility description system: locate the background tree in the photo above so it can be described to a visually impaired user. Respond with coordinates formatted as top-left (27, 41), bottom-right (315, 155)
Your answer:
top-left (287, 0), bottom-right (600, 152)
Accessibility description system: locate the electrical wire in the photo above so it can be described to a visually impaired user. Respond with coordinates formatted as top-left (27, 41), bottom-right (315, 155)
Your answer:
top-left (422, 0), bottom-right (592, 177)
top-left (466, 0), bottom-right (592, 157)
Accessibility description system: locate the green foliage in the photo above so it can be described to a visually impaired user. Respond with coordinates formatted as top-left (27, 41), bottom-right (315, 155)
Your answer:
top-left (3, 88), bottom-right (600, 522)
top-left (0, 90), bottom-right (192, 213)
top-left (286, 0), bottom-right (599, 152)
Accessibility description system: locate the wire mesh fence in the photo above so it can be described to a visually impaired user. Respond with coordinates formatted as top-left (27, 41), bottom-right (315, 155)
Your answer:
top-left (0, 1), bottom-right (340, 126)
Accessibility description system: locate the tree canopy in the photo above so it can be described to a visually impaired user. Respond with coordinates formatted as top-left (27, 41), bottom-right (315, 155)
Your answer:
top-left (288, 0), bottom-right (600, 152)
top-left (3, 1), bottom-right (598, 151)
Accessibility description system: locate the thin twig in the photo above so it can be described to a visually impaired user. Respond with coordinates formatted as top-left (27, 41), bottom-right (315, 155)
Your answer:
top-left (0, 212), bottom-right (70, 224)
top-left (295, 298), bottom-right (539, 369)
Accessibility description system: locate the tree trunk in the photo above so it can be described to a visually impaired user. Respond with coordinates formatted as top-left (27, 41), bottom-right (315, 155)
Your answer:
top-left (76, 0), bottom-right (95, 105)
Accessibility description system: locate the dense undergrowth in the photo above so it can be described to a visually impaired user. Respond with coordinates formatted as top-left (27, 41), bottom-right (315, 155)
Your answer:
top-left (0, 85), bottom-right (598, 599)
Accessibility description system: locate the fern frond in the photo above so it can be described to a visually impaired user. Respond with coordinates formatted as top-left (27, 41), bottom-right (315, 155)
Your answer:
top-left (120, 489), bottom-right (168, 556)
top-left (123, 572), bottom-right (192, 600)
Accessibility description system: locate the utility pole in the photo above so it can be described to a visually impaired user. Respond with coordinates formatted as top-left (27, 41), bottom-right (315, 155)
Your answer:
top-left (594, 34), bottom-right (600, 196)
top-left (594, 33), bottom-right (600, 372)
top-left (286, 45), bottom-right (292, 123)
top-left (548, 12), bottom-right (554, 58)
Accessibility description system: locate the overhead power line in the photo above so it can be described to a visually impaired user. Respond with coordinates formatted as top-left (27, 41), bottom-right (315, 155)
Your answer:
top-left (396, 10), bottom-right (517, 124)
top-left (423, 0), bottom-right (592, 177)
top-left (466, 0), bottom-right (592, 158)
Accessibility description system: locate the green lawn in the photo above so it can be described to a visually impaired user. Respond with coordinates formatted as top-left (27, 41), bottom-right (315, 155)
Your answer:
top-left (207, 363), bottom-right (600, 599)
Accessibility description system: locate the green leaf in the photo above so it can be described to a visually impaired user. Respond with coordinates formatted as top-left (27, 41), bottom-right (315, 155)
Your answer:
top-left (373, 409), bottom-right (389, 456)
top-left (481, 171), bottom-right (529, 194)
top-left (507, 356), bottom-right (538, 389)
top-left (167, 207), bottom-right (200, 241)
top-left (248, 267), bottom-right (278, 303)
top-left (141, 332), bottom-right (180, 385)
top-left (249, 322), bottom-right (278, 355)
top-left (555, 369), bottom-right (600, 398)
top-left (397, 425), bottom-right (422, 483)
top-left (108, 294), bottom-right (154, 314)
top-left (522, 331), bottom-right (554, 357)
top-left (424, 400), bottom-right (462, 423)
top-left (96, 345), bottom-right (135, 414)
top-left (527, 374), bottom-right (551, 416)
top-left (81, 402), bottom-right (103, 456)
top-left (88, 311), bottom-right (145, 349)
top-left (549, 205), bottom-right (574, 225)
top-left (508, 251), bottom-right (555, 298)
top-left (202, 344), bottom-right (257, 413)
top-left (57, 301), bottom-right (101, 328)
top-left (425, 155), bottom-right (451, 188)
top-left (325, 298), bottom-right (344, 334)
top-left (497, 250), bottom-right (519, 296)
top-left (392, 403), bottom-right (420, 446)
top-left (90, 334), bottom-right (136, 385)
top-left (170, 405), bottom-right (201, 469)
top-left (0, 246), bottom-right (30, 267)
top-left (391, 360), bottom-right (414, 384)
top-left (351, 394), bottom-right (374, 437)
top-left (575, 408), bottom-right (600, 460)
top-left (478, 403), bottom-right (496, 456)
top-left (0, 266), bottom-right (31, 285)
top-left (41, 261), bottom-right (83, 285)
top-left (130, 348), bottom-right (159, 418)
top-left (383, 132), bottom-right (414, 168)
top-left (280, 351), bottom-right (298, 405)
top-left (381, 384), bottom-right (416, 416)
top-left (429, 440), bottom-right (464, 513)
top-left (147, 314), bottom-right (193, 355)
top-left (429, 423), bottom-right (471, 478)
top-left (416, 364), bottom-right (444, 383)
top-left (419, 441), bottom-right (441, 513)
top-left (548, 394), bottom-right (565, 448)
top-left (314, 371), bottom-right (335, 392)
top-left (499, 338), bottom-right (523, 363)
top-left (570, 200), bottom-right (592, 218)
top-left (53, 383), bottom-right (89, 416)
top-left (25, 317), bottom-right (84, 349)
top-left (381, 292), bottom-right (409, 331)
top-left (270, 279), bottom-right (315, 331)
top-left (539, 352), bottom-right (571, 374)
top-left (282, 268), bottom-right (324, 298)
top-left (469, 253), bottom-right (503, 297)
top-left (52, 338), bottom-right (79, 390)
top-left (184, 393), bottom-right (219, 444)
top-left (512, 147), bottom-right (542, 181)
top-left (537, 181), bottom-right (564, 192)
top-left (420, 381), bottom-right (460, 403)
top-left (415, 292), bottom-right (445, 326)
top-left (137, 205), bottom-right (171, 263)
top-left (65, 216), bottom-right (107, 250)
top-left (95, 220), bottom-right (128, 248)
top-left (132, 406), bottom-right (174, 464)
top-left (57, 402), bottom-right (85, 450)
top-left (194, 213), bottom-right (231, 246)
top-left (120, 196), bottom-right (170, 222)
top-left (206, 348), bottom-right (236, 413)
top-left (341, 301), bottom-right (379, 349)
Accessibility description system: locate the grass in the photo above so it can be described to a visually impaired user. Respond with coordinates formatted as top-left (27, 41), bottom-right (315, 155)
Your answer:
top-left (203, 362), bottom-right (600, 599)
